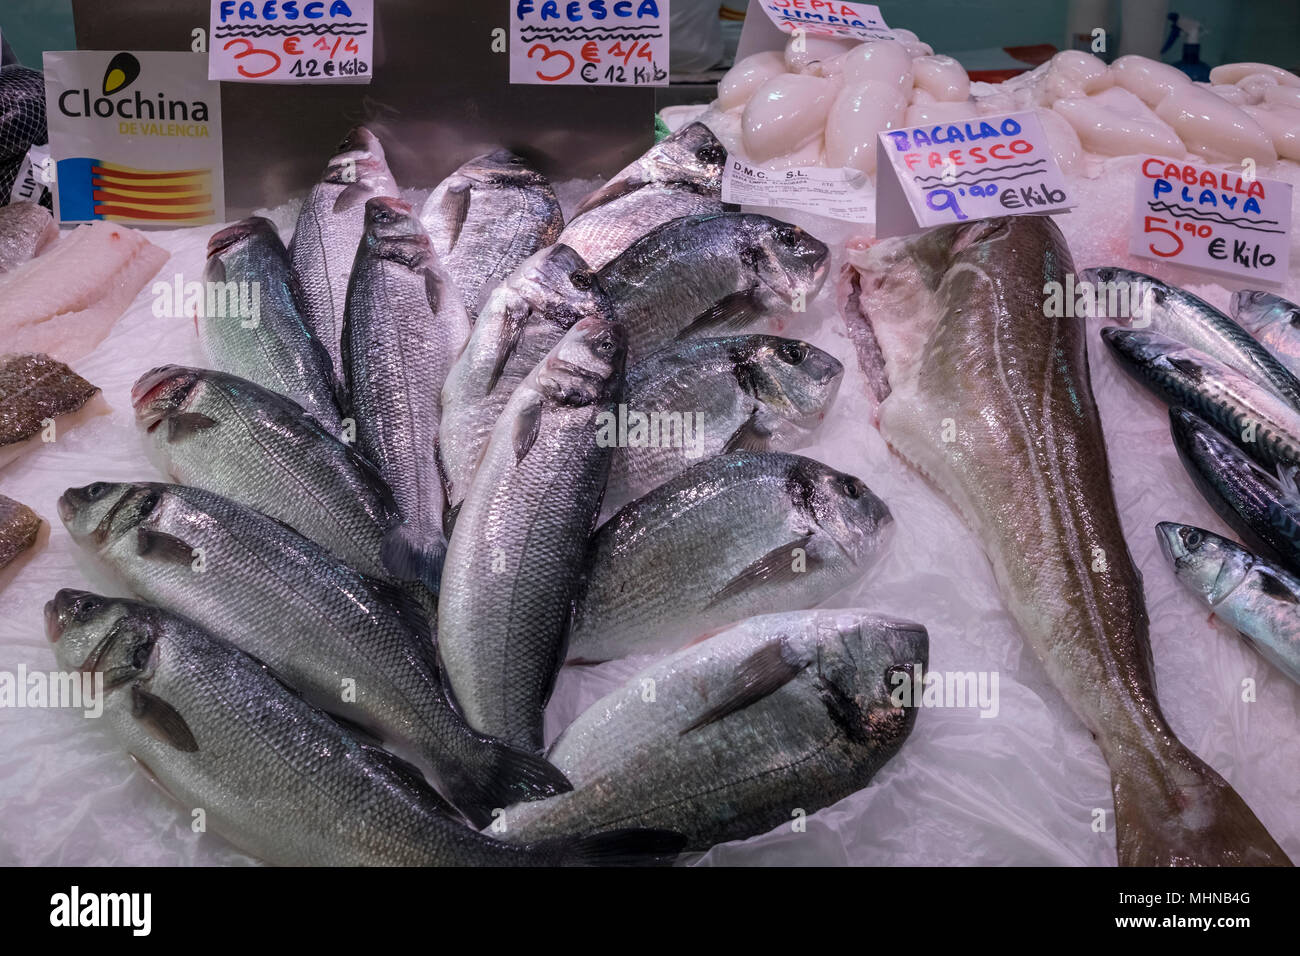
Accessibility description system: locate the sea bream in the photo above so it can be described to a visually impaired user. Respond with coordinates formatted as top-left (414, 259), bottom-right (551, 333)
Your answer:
top-left (492, 610), bottom-right (926, 850)
top-left (420, 149), bottom-right (564, 319)
top-left (289, 126), bottom-right (398, 380)
top-left (841, 214), bottom-right (1290, 866)
top-left (1232, 290), bottom-right (1300, 378)
top-left (45, 591), bottom-right (683, 866)
top-left (557, 122), bottom-right (727, 269)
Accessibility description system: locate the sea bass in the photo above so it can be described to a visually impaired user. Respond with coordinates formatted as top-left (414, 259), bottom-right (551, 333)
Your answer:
top-left (289, 126), bottom-right (398, 379)
top-left (0, 200), bottom-right (57, 274)
top-left (1, 353), bottom-right (106, 470)
top-left (608, 335), bottom-right (843, 508)
top-left (1157, 523), bottom-right (1300, 686)
top-left (558, 122), bottom-right (727, 269)
top-left (45, 591), bottom-right (683, 866)
top-left (841, 214), bottom-right (1290, 866)
top-left (598, 213), bottom-right (830, 361)
top-left (420, 149), bottom-right (564, 319)
top-left (202, 217), bottom-right (343, 435)
top-left (492, 610), bottom-right (926, 850)
top-left (343, 197), bottom-right (469, 591)
top-left (438, 244), bottom-right (612, 518)
top-left (1232, 290), bottom-right (1300, 378)
top-left (567, 452), bottom-right (891, 663)
top-left (58, 482), bottom-right (569, 824)
top-left (439, 319), bottom-right (626, 752)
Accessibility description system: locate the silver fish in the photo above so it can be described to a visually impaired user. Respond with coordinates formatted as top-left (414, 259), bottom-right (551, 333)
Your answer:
top-left (0, 200), bottom-right (57, 275)
top-left (57, 482), bottom-right (569, 825)
top-left (1232, 289), bottom-right (1300, 377)
top-left (566, 452), bottom-right (892, 663)
top-left (420, 149), bottom-right (564, 319)
top-left (599, 213), bottom-right (830, 361)
top-left (202, 217), bottom-right (343, 435)
top-left (438, 318), bottom-right (626, 752)
top-left (843, 215), bottom-right (1289, 866)
top-left (492, 610), bottom-right (926, 850)
top-left (558, 122), bottom-right (727, 269)
top-left (438, 243), bottom-right (612, 517)
top-left (288, 126), bottom-right (398, 380)
top-left (1157, 523), bottom-right (1300, 686)
top-left (343, 197), bottom-right (468, 591)
top-left (608, 335), bottom-right (843, 508)
top-left (45, 591), bottom-right (683, 866)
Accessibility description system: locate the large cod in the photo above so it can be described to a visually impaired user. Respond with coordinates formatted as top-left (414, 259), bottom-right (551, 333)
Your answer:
top-left (841, 215), bottom-right (1289, 867)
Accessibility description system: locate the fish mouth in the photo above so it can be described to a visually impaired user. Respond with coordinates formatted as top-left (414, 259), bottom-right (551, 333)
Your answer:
top-left (366, 196), bottom-right (414, 223)
top-left (207, 219), bottom-right (267, 257)
top-left (56, 491), bottom-right (77, 524)
top-left (131, 366), bottom-right (195, 428)
top-left (338, 125), bottom-right (380, 156)
top-left (44, 588), bottom-right (95, 643)
top-left (1155, 521), bottom-right (1188, 566)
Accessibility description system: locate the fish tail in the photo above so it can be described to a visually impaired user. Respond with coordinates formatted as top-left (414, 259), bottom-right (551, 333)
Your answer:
top-left (1112, 742), bottom-right (1292, 866)
top-left (447, 741), bottom-right (575, 830)
top-left (533, 828), bottom-right (687, 867)
top-left (381, 522), bottom-right (446, 593)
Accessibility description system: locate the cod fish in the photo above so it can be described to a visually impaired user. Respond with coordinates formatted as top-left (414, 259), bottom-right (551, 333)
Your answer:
top-left (1169, 407), bottom-right (1300, 577)
top-left (58, 482), bottom-right (569, 825)
top-left (46, 591), bottom-right (683, 866)
top-left (439, 318), bottom-right (626, 752)
top-left (608, 335), bottom-right (843, 508)
top-left (842, 215), bottom-right (1289, 866)
top-left (0, 221), bottom-right (166, 363)
top-left (0, 200), bottom-right (57, 274)
top-left (1, 353), bottom-right (107, 469)
top-left (203, 217), bottom-right (343, 435)
top-left (289, 126), bottom-right (398, 379)
top-left (1081, 267), bottom-right (1300, 409)
top-left (1232, 290), bottom-right (1300, 378)
top-left (1157, 524), bottom-right (1300, 686)
top-left (439, 244), bottom-right (612, 517)
top-left (343, 198), bottom-right (469, 591)
top-left (420, 149), bottom-right (564, 319)
top-left (0, 493), bottom-right (41, 574)
top-left (132, 365), bottom-right (398, 581)
top-left (567, 452), bottom-right (891, 663)
top-left (558, 122), bottom-right (727, 269)
top-left (493, 610), bottom-right (926, 850)
top-left (1103, 327), bottom-right (1300, 474)
top-left (599, 213), bottom-right (830, 361)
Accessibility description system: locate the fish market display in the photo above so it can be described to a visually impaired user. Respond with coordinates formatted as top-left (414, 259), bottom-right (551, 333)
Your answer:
top-left (1082, 267), bottom-right (1300, 409)
top-left (493, 610), bottom-right (926, 850)
top-left (0, 64), bottom-right (46, 204)
top-left (0, 200), bottom-right (56, 274)
top-left (0, 493), bottom-right (41, 574)
top-left (58, 481), bottom-right (568, 823)
top-left (1169, 407), bottom-right (1300, 577)
top-left (202, 217), bottom-right (343, 435)
top-left (131, 365), bottom-right (397, 580)
top-left (608, 335), bottom-right (843, 508)
top-left (289, 126), bottom-right (398, 379)
top-left (439, 319), bottom-right (626, 752)
top-left (0, 353), bottom-right (106, 469)
top-left (420, 149), bottom-right (564, 319)
top-left (438, 244), bottom-right (612, 516)
top-left (1157, 524), bottom-right (1300, 687)
top-left (1103, 327), bottom-right (1300, 473)
top-left (558, 122), bottom-right (726, 269)
top-left (343, 198), bottom-right (468, 590)
top-left (0, 221), bottom-right (166, 362)
top-left (598, 213), bottom-right (830, 361)
top-left (842, 215), bottom-right (1289, 866)
top-left (567, 452), bottom-right (891, 663)
top-left (1233, 290), bottom-right (1300, 377)
top-left (45, 591), bottom-right (680, 866)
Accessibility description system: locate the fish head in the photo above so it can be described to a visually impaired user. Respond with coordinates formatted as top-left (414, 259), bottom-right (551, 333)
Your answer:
top-left (45, 589), bottom-right (160, 688)
top-left (59, 482), bottom-right (164, 550)
top-left (325, 127), bottom-right (396, 197)
top-left (361, 197), bottom-right (435, 269)
top-left (789, 458), bottom-right (892, 563)
top-left (205, 217), bottom-right (284, 276)
top-left (515, 244), bottom-right (612, 328)
top-left (537, 318), bottom-right (628, 406)
top-left (465, 149), bottom-right (550, 188)
top-left (1078, 267), bottom-right (1164, 325)
top-left (648, 122), bottom-right (727, 188)
top-left (738, 337), bottom-right (844, 427)
top-left (1156, 522), bottom-right (1252, 604)
top-left (1231, 289), bottom-right (1295, 331)
top-left (745, 218), bottom-right (830, 306)
top-left (131, 366), bottom-right (204, 432)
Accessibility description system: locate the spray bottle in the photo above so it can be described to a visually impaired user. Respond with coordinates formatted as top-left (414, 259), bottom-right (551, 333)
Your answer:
top-left (1161, 12), bottom-right (1211, 82)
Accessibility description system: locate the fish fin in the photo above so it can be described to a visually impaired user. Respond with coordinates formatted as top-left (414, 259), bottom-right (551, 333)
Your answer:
top-left (572, 177), bottom-right (644, 218)
top-left (538, 828), bottom-right (687, 867)
top-left (131, 686), bottom-right (199, 752)
top-left (360, 744), bottom-right (458, 815)
top-left (680, 638), bottom-right (808, 735)
top-left (488, 302), bottom-right (530, 394)
top-left (1277, 465), bottom-right (1300, 498)
top-left (1255, 572), bottom-right (1300, 604)
top-left (129, 753), bottom-right (180, 802)
top-left (165, 412), bottom-right (219, 442)
top-left (424, 266), bottom-right (443, 316)
top-left (440, 181), bottom-right (472, 252)
top-left (1166, 356), bottom-right (1205, 382)
top-left (442, 500), bottom-right (462, 539)
top-left (723, 409), bottom-right (773, 454)
top-left (380, 523), bottom-right (446, 594)
top-left (676, 288), bottom-right (764, 339)
top-left (135, 527), bottom-right (196, 565)
top-left (704, 534), bottom-right (817, 610)
top-left (514, 399), bottom-right (543, 462)
top-left (447, 743), bottom-right (574, 829)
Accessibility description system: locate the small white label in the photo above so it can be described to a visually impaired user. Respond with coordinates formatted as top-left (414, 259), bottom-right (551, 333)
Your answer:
top-left (510, 0), bottom-right (670, 87)
top-left (10, 145), bottom-right (51, 205)
top-left (1128, 156), bottom-right (1291, 286)
top-left (208, 0), bottom-right (374, 84)
top-left (755, 1), bottom-right (892, 42)
top-left (722, 158), bottom-right (875, 223)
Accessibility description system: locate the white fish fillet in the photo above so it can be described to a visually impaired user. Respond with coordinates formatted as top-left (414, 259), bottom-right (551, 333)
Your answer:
top-left (0, 202), bottom-right (58, 275)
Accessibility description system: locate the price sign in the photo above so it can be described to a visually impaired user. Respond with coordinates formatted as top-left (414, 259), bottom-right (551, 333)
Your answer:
top-left (510, 0), bottom-right (669, 86)
top-left (208, 0), bottom-right (373, 83)
top-left (754, 1), bottom-right (893, 42)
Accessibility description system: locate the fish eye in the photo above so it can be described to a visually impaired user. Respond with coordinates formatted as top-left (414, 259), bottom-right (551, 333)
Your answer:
top-left (85, 482), bottom-right (109, 499)
top-left (776, 227), bottom-right (801, 248)
top-left (570, 270), bottom-right (595, 291)
top-left (137, 491), bottom-right (161, 518)
top-left (696, 144), bottom-right (726, 165)
top-left (131, 638), bottom-right (155, 670)
top-left (841, 477), bottom-right (862, 499)
top-left (1185, 529), bottom-right (1203, 548)
top-left (778, 341), bottom-right (808, 365)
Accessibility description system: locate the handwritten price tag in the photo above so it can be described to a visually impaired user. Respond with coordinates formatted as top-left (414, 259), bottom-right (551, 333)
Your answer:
top-left (208, 0), bottom-right (373, 84)
top-left (510, 0), bottom-right (669, 87)
top-left (755, 1), bottom-right (893, 42)
top-left (1128, 157), bottom-right (1291, 285)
